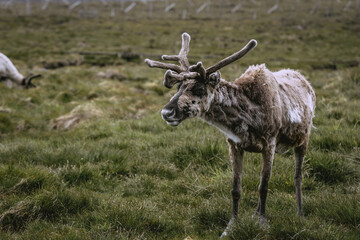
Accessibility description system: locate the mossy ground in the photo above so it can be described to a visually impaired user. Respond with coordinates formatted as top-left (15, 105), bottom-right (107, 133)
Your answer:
top-left (0, 1), bottom-right (359, 239)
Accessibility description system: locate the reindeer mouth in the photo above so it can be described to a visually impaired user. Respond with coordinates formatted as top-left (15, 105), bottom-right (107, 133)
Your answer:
top-left (161, 108), bottom-right (183, 126)
top-left (165, 119), bottom-right (181, 126)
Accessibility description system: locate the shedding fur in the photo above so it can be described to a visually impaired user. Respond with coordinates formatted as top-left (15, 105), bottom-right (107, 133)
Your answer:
top-left (145, 33), bottom-right (315, 238)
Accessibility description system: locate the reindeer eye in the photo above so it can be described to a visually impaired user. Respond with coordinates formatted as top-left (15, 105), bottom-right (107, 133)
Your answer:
top-left (191, 85), bottom-right (206, 98)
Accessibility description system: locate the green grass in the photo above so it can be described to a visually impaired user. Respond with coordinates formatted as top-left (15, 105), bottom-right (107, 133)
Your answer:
top-left (0, 2), bottom-right (360, 239)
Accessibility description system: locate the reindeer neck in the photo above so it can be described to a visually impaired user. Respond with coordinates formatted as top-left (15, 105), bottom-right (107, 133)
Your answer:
top-left (201, 80), bottom-right (256, 143)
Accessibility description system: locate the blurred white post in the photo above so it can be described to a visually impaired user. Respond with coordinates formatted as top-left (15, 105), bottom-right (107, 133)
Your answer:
top-left (149, 1), bottom-right (153, 18)
top-left (5, 0), bottom-right (14, 8)
top-left (219, 0), bottom-right (223, 16)
top-left (327, 0), bottom-right (334, 17)
top-left (187, 0), bottom-right (194, 6)
top-left (231, 3), bottom-right (242, 13)
top-left (253, 11), bottom-right (257, 19)
top-left (197, 1), bottom-right (209, 14)
top-left (267, 1), bottom-right (279, 14)
top-left (310, 0), bottom-right (321, 14)
top-left (182, 9), bottom-right (187, 19)
top-left (121, 0), bottom-right (125, 10)
top-left (290, 0), bottom-right (295, 17)
top-left (26, 0), bottom-right (31, 15)
top-left (165, 3), bottom-right (175, 12)
top-left (111, 8), bottom-right (115, 17)
top-left (69, 0), bottom-right (81, 11)
top-left (343, 0), bottom-right (352, 11)
top-left (124, 2), bottom-right (136, 13)
top-left (42, 0), bottom-right (50, 10)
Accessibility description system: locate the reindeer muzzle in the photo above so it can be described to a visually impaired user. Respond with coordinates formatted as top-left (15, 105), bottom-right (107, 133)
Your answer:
top-left (161, 108), bottom-right (181, 126)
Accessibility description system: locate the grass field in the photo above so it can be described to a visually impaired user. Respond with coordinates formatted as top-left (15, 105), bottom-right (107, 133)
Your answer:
top-left (0, 2), bottom-right (359, 239)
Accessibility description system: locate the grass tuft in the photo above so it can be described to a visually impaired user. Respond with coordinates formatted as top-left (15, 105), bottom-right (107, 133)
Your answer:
top-left (192, 207), bottom-right (228, 235)
top-left (170, 143), bottom-right (227, 171)
top-left (305, 193), bottom-right (360, 228)
top-left (308, 151), bottom-right (358, 184)
top-left (61, 167), bottom-right (94, 185)
top-left (0, 189), bottom-right (93, 231)
top-left (106, 202), bottom-right (179, 238)
top-left (0, 113), bottom-right (14, 134)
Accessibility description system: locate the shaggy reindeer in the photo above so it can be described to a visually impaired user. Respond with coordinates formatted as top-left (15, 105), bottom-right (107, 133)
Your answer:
top-left (0, 53), bottom-right (41, 88)
top-left (145, 33), bottom-right (315, 237)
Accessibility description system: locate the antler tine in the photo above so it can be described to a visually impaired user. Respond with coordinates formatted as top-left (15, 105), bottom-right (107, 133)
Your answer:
top-left (206, 39), bottom-right (257, 75)
top-left (145, 59), bottom-right (182, 73)
top-left (189, 61), bottom-right (206, 79)
top-left (163, 70), bottom-right (199, 89)
top-left (144, 33), bottom-right (192, 74)
top-left (22, 73), bottom-right (41, 88)
top-left (162, 32), bottom-right (191, 72)
top-left (28, 74), bottom-right (41, 80)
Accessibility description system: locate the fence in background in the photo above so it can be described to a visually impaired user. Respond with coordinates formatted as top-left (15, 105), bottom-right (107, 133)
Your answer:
top-left (1, 0), bottom-right (360, 19)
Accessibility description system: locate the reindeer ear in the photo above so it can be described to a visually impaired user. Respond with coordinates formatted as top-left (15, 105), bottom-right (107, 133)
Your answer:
top-left (208, 71), bottom-right (221, 86)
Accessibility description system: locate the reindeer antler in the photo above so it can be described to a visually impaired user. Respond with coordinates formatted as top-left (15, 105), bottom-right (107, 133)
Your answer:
top-left (145, 33), bottom-right (199, 88)
top-left (189, 39), bottom-right (258, 80)
top-left (145, 32), bottom-right (191, 73)
top-left (22, 73), bottom-right (41, 88)
top-left (145, 33), bottom-right (257, 88)
top-left (206, 39), bottom-right (257, 76)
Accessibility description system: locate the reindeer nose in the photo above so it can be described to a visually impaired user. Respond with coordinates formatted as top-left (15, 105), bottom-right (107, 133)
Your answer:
top-left (161, 108), bottom-right (175, 120)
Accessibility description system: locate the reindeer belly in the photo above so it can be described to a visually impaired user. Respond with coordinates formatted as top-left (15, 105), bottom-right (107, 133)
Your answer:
top-left (205, 119), bottom-right (264, 152)
top-left (206, 120), bottom-right (241, 143)
top-left (276, 122), bottom-right (309, 153)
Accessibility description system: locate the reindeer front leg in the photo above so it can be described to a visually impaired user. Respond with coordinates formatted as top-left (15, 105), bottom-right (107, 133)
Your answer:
top-left (221, 139), bottom-right (244, 238)
top-left (255, 139), bottom-right (275, 225)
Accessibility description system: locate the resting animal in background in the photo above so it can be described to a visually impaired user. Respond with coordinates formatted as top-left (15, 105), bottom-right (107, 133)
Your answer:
top-left (0, 53), bottom-right (41, 88)
top-left (145, 33), bottom-right (316, 238)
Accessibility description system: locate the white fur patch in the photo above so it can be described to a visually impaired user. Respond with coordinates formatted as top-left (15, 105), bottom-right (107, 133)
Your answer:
top-left (218, 90), bottom-right (224, 103)
top-left (289, 107), bottom-right (302, 123)
top-left (206, 120), bottom-right (241, 143)
top-left (307, 94), bottom-right (314, 112)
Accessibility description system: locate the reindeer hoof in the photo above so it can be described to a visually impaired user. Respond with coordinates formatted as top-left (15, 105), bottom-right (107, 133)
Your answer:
top-left (220, 231), bottom-right (228, 239)
top-left (220, 218), bottom-right (235, 239)
top-left (220, 230), bottom-right (228, 239)
top-left (259, 216), bottom-right (270, 229)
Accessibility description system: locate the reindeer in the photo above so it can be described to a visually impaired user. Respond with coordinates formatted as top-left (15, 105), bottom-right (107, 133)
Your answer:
top-left (0, 53), bottom-right (41, 88)
top-left (145, 33), bottom-right (315, 237)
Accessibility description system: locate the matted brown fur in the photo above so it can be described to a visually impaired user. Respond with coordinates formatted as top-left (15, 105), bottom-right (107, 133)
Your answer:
top-left (145, 33), bottom-right (315, 237)
top-left (159, 63), bottom-right (315, 237)
top-left (147, 33), bottom-right (316, 237)
top-left (200, 64), bottom-right (315, 154)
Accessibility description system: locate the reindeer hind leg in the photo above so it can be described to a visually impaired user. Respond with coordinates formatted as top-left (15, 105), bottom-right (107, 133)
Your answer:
top-left (294, 141), bottom-right (308, 217)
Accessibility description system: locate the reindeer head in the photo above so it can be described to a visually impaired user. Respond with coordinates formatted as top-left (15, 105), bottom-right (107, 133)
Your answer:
top-left (21, 73), bottom-right (41, 89)
top-left (145, 33), bottom-right (257, 126)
